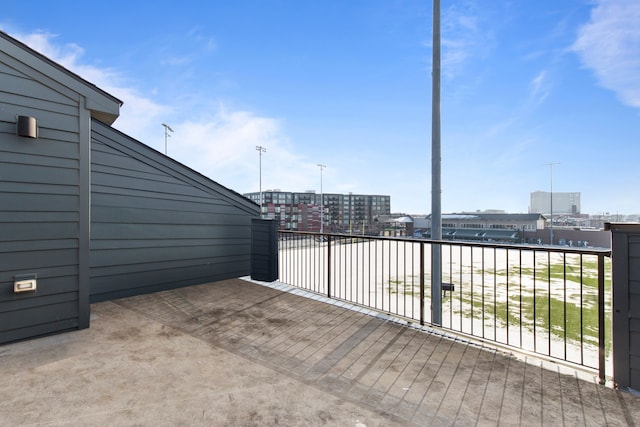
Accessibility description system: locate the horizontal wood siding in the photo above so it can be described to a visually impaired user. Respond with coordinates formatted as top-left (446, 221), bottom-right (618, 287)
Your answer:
top-left (629, 235), bottom-right (640, 389)
top-left (90, 120), bottom-right (259, 302)
top-left (0, 58), bottom-right (81, 343)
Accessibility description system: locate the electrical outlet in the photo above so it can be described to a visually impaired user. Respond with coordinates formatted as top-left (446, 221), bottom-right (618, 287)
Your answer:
top-left (14, 279), bottom-right (36, 293)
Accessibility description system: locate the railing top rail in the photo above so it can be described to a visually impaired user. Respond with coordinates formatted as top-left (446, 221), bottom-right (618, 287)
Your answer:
top-left (277, 230), bottom-right (611, 257)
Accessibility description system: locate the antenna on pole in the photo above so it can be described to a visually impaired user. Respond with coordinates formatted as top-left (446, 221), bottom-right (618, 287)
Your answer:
top-left (317, 164), bottom-right (326, 233)
top-left (545, 162), bottom-right (560, 245)
top-left (161, 123), bottom-right (174, 155)
top-left (256, 146), bottom-right (267, 216)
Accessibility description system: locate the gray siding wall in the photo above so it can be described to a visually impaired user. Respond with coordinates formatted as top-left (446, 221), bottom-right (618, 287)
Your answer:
top-left (90, 120), bottom-right (259, 302)
top-left (630, 235), bottom-right (640, 389)
top-left (0, 54), bottom-right (87, 343)
top-left (610, 223), bottom-right (640, 390)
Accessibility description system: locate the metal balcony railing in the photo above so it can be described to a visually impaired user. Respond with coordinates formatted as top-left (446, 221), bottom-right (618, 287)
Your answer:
top-left (277, 231), bottom-right (611, 383)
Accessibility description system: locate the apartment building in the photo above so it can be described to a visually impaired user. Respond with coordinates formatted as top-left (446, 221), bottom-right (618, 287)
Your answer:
top-left (244, 190), bottom-right (391, 232)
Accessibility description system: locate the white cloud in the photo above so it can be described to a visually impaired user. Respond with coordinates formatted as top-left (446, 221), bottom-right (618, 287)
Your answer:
top-left (160, 26), bottom-right (217, 66)
top-left (439, 2), bottom-right (493, 80)
top-left (528, 70), bottom-right (551, 108)
top-left (186, 26), bottom-right (217, 52)
top-left (7, 30), bottom-right (320, 196)
top-left (15, 31), bottom-right (118, 87)
top-left (9, 30), bottom-right (171, 138)
top-left (169, 106), bottom-right (312, 193)
top-left (572, 0), bottom-right (640, 108)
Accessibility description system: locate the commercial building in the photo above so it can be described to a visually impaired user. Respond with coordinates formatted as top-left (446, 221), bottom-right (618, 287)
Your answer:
top-left (530, 191), bottom-right (581, 215)
top-left (244, 190), bottom-right (391, 233)
top-left (418, 212), bottom-right (546, 243)
top-left (416, 211), bottom-right (610, 247)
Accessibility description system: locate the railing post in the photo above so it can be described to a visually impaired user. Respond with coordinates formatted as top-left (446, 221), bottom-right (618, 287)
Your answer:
top-left (420, 242), bottom-right (425, 326)
top-left (327, 235), bottom-right (332, 299)
top-left (598, 253), bottom-right (606, 385)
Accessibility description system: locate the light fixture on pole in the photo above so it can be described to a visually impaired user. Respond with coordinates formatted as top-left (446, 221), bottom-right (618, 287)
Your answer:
top-left (545, 162), bottom-right (560, 245)
top-left (161, 123), bottom-right (173, 155)
top-left (317, 164), bottom-right (326, 233)
top-left (256, 146), bottom-right (267, 216)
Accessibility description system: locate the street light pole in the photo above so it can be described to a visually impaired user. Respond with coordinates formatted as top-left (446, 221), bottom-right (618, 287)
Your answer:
top-left (431, 0), bottom-right (442, 326)
top-left (317, 164), bottom-right (326, 233)
top-left (161, 123), bottom-right (173, 155)
top-left (256, 146), bottom-right (266, 216)
top-left (546, 162), bottom-right (560, 245)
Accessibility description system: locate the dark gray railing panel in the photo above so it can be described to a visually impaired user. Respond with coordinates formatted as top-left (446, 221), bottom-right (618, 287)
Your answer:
top-left (251, 219), bottom-right (279, 282)
top-left (607, 223), bottom-right (640, 390)
top-left (278, 230), bottom-right (611, 381)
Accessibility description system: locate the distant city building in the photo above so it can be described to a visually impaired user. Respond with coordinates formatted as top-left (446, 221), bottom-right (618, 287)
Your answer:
top-left (419, 212), bottom-right (546, 243)
top-left (415, 211), bottom-right (610, 247)
top-left (244, 190), bottom-right (391, 232)
top-left (530, 191), bottom-right (581, 215)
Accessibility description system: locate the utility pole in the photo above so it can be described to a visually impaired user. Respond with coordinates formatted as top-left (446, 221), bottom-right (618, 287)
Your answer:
top-left (256, 146), bottom-right (267, 216)
top-left (545, 162), bottom-right (560, 245)
top-left (317, 164), bottom-right (326, 233)
top-left (161, 123), bottom-right (173, 155)
top-left (431, 0), bottom-right (442, 326)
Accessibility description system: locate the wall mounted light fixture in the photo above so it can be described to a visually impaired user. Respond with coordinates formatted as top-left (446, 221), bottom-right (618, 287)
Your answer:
top-left (14, 273), bottom-right (37, 293)
top-left (16, 115), bottom-right (37, 138)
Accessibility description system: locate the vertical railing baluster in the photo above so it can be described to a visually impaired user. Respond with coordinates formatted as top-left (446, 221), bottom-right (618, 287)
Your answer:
top-left (563, 252), bottom-right (568, 361)
top-left (519, 249), bottom-right (523, 348)
top-left (420, 242), bottom-right (425, 326)
top-left (410, 242), bottom-right (414, 320)
top-left (327, 235), bottom-right (332, 299)
top-left (580, 254), bottom-right (584, 366)
top-left (598, 253), bottom-right (606, 385)
top-left (548, 251), bottom-right (552, 356)
top-left (340, 236), bottom-right (344, 299)
top-left (308, 234), bottom-right (311, 289)
top-left (471, 247), bottom-right (474, 336)
top-left (388, 240), bottom-right (392, 313)
top-left (402, 241), bottom-right (407, 320)
top-left (506, 249), bottom-right (510, 345)
top-left (493, 247), bottom-right (497, 341)
top-left (289, 233), bottom-right (292, 284)
top-left (397, 241), bottom-right (400, 316)
top-left (481, 247), bottom-right (485, 339)
top-left (364, 237), bottom-right (368, 306)
top-left (298, 234), bottom-right (302, 287)
top-left (374, 238), bottom-right (378, 310)
top-left (359, 238), bottom-right (363, 306)
top-left (459, 244), bottom-right (463, 332)
top-left (450, 244), bottom-right (453, 327)
top-left (354, 238), bottom-right (358, 303)
top-left (533, 250), bottom-right (537, 353)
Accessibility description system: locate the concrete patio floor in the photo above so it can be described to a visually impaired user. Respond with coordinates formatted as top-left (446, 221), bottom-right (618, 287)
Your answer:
top-left (1, 278), bottom-right (639, 426)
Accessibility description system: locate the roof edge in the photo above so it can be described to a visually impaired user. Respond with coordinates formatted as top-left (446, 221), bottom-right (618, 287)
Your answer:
top-left (0, 30), bottom-right (122, 125)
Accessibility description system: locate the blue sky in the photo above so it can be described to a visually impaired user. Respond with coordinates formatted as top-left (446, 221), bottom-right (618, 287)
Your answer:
top-left (2, 0), bottom-right (639, 215)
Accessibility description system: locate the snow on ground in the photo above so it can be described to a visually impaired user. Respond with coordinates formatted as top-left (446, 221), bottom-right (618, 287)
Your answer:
top-left (279, 237), bottom-right (610, 370)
